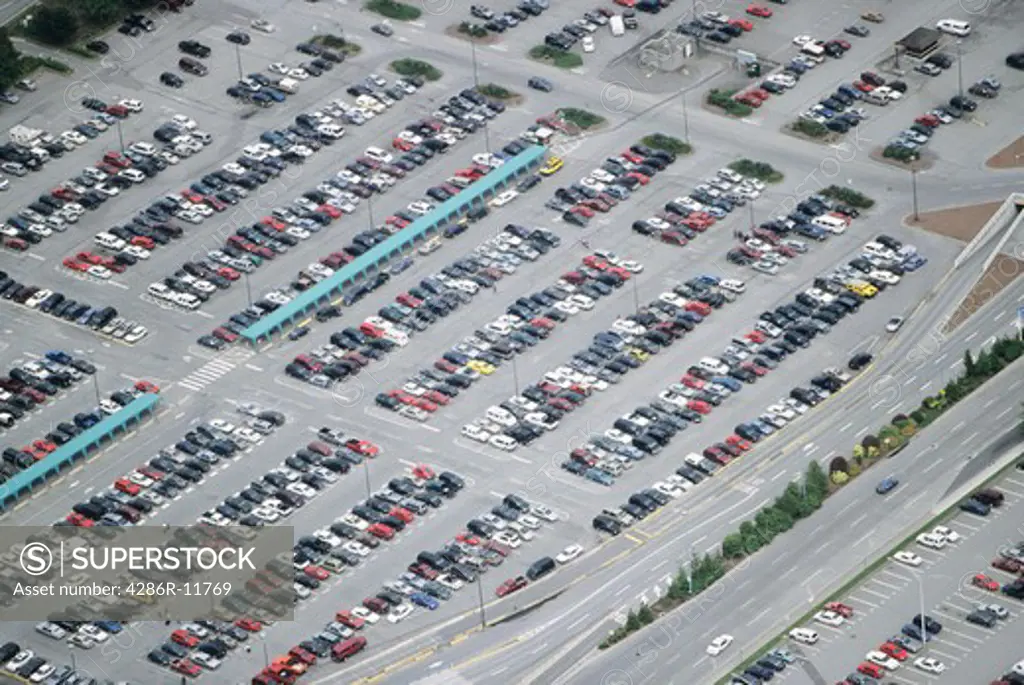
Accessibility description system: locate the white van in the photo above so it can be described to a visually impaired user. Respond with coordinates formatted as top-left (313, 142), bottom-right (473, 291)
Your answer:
top-left (698, 357), bottom-right (729, 375)
top-left (812, 215), bottom-right (848, 234)
top-left (609, 15), bottom-right (625, 36)
top-left (936, 19), bottom-right (970, 36)
top-left (863, 242), bottom-right (897, 260)
top-left (95, 232), bottom-right (126, 250)
top-left (276, 77), bottom-right (299, 94)
top-left (789, 627), bottom-right (819, 644)
top-left (800, 43), bottom-right (826, 62)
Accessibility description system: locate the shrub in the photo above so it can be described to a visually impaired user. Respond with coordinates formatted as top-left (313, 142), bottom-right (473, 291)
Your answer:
top-left (722, 533), bottom-right (745, 559)
top-left (312, 34), bottom-right (361, 55)
top-left (831, 471), bottom-right (849, 485)
top-left (883, 144), bottom-right (919, 162)
top-left (729, 159), bottom-right (783, 183)
top-left (848, 463), bottom-right (861, 477)
top-left (792, 119), bottom-right (829, 138)
top-left (829, 456), bottom-right (849, 474)
top-left (477, 83), bottom-right (516, 100)
top-left (821, 185), bottom-right (875, 209)
top-left (707, 88), bottom-right (753, 117)
top-left (25, 5), bottom-right (79, 46)
top-left (528, 44), bottom-right (583, 69)
top-left (458, 21), bottom-right (489, 38)
top-left (558, 107), bottom-right (605, 130)
top-left (389, 58), bottom-right (442, 81)
top-left (365, 0), bottom-right (422, 21)
top-left (642, 133), bottom-right (692, 155)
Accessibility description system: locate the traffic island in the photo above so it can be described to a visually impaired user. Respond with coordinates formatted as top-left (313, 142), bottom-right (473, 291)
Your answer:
top-left (986, 135), bottom-right (1024, 169)
top-left (365, 0), bottom-right (422, 21)
top-left (528, 45), bottom-right (583, 69)
top-left (641, 133), bottom-right (692, 156)
top-left (785, 119), bottom-right (841, 144)
top-left (705, 89), bottom-right (753, 118)
top-left (447, 22), bottom-right (500, 44)
top-left (728, 159), bottom-right (783, 183)
top-left (477, 83), bottom-right (523, 105)
top-left (389, 58), bottom-right (442, 81)
top-left (310, 34), bottom-right (362, 56)
top-left (556, 107), bottom-right (605, 131)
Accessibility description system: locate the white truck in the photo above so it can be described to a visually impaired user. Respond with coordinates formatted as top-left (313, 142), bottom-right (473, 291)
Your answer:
top-left (10, 124), bottom-right (43, 146)
top-left (609, 15), bottom-right (625, 36)
top-left (275, 77), bottom-right (299, 94)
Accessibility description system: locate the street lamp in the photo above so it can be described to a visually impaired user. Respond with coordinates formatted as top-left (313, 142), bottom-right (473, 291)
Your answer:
top-left (910, 168), bottom-right (919, 222)
top-left (367, 194), bottom-right (376, 229)
top-left (115, 119), bottom-right (125, 154)
top-left (747, 199), bottom-right (755, 230)
top-left (235, 43), bottom-right (244, 81)
top-left (362, 460), bottom-right (372, 499)
top-left (92, 374), bottom-right (101, 405)
top-left (681, 91), bottom-right (690, 144)
top-left (956, 39), bottom-right (964, 100)
top-left (476, 574), bottom-right (487, 628)
top-left (631, 273), bottom-right (640, 314)
top-left (511, 356), bottom-right (520, 396)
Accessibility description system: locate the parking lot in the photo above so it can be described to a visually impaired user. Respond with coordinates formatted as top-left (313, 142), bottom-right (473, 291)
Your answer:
top-left (765, 465), bottom-right (1024, 685)
top-left (2, 0), bottom-right (1023, 682)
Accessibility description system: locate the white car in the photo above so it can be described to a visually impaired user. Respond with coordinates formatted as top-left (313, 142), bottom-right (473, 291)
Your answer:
top-left (343, 541), bottom-right (371, 557)
top-left (67, 634), bottom-right (95, 649)
top-left (659, 292), bottom-right (687, 308)
top-left (387, 603), bottom-right (414, 623)
top-left (914, 657), bottom-right (946, 674)
top-left (568, 294), bottom-right (595, 310)
top-left (171, 114), bottom-right (197, 130)
top-left (5, 650), bottom-right (35, 672)
top-left (191, 652), bottom-right (221, 670)
top-left (365, 146), bottom-right (393, 163)
top-left (341, 513), bottom-right (369, 531)
top-left (814, 610), bottom-right (844, 627)
top-left (436, 574), bottom-right (464, 590)
top-left (489, 435), bottom-right (518, 451)
top-left (553, 545), bottom-right (582, 565)
top-left (931, 525), bottom-right (961, 544)
top-left (866, 650), bottom-right (900, 670)
top-left (916, 533), bottom-right (946, 550)
top-left (718, 278), bottom-right (746, 294)
top-left (490, 190), bottom-right (519, 207)
top-left (706, 634), bottom-right (733, 656)
top-left (461, 424), bottom-right (491, 442)
top-left (493, 531), bottom-right (520, 548)
top-left (766, 404), bottom-right (797, 420)
top-left (582, 35), bottom-right (595, 52)
top-left (531, 504), bottom-right (559, 522)
top-left (351, 606), bottom-right (380, 624)
top-left (893, 550), bottom-right (923, 567)
top-left (652, 481), bottom-right (684, 498)
top-left (481, 513), bottom-right (508, 531)
top-left (35, 622), bottom-right (66, 639)
top-left (789, 627), bottom-right (819, 644)
top-left (288, 68), bottom-right (310, 80)
top-left (251, 18), bottom-right (276, 32)
top-left (28, 664), bottom-right (55, 683)
top-left (88, 266), bottom-right (112, 280)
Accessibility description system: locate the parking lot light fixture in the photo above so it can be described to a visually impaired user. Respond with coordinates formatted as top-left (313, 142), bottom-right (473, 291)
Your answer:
top-left (116, 119), bottom-right (125, 154)
top-left (911, 168), bottom-right (919, 222)
top-left (681, 91), bottom-right (690, 144)
top-left (363, 460), bottom-right (372, 499)
top-left (235, 43), bottom-right (244, 81)
top-left (956, 40), bottom-right (964, 100)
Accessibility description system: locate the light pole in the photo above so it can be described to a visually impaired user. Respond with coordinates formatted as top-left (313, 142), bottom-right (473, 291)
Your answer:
top-left (258, 631), bottom-right (269, 668)
top-left (235, 43), bottom-right (244, 81)
top-left (483, 121), bottom-right (492, 154)
top-left (747, 199), bottom-right (755, 230)
top-left (115, 119), bottom-right (125, 154)
top-left (913, 574), bottom-right (927, 654)
top-left (367, 194), bottom-right (376, 229)
top-left (470, 39), bottom-right (480, 88)
top-left (511, 356), bottom-right (520, 396)
top-left (92, 374), bottom-right (101, 405)
top-left (67, 643), bottom-right (77, 671)
top-left (362, 460), bottom-right (372, 498)
top-left (681, 91), bottom-right (690, 145)
top-left (631, 273), bottom-right (640, 314)
top-left (244, 272), bottom-right (253, 307)
top-left (476, 574), bottom-right (486, 628)
top-left (910, 168), bottom-right (919, 222)
top-left (956, 39), bottom-right (964, 100)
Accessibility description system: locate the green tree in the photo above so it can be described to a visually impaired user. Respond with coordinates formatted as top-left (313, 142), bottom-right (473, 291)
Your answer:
top-left (667, 568), bottom-right (690, 599)
top-left (637, 604), bottom-right (654, 625)
top-left (754, 509), bottom-right (780, 540)
top-left (805, 460), bottom-right (829, 498)
top-left (624, 610), bottom-right (640, 631)
top-left (26, 5), bottom-right (79, 46)
top-left (739, 520), bottom-right (763, 555)
top-left (0, 29), bottom-right (22, 91)
top-left (79, 0), bottom-right (122, 25)
top-left (722, 533), bottom-right (745, 559)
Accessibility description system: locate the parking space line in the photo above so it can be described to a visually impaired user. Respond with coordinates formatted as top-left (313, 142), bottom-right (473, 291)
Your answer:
top-left (871, 578), bottom-right (905, 591)
top-left (942, 627), bottom-right (985, 644)
top-left (847, 595), bottom-right (879, 609)
top-left (879, 569), bottom-right (912, 583)
top-left (859, 587), bottom-right (890, 600)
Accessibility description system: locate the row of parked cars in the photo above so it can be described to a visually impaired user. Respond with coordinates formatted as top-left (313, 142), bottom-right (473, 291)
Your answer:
top-left (634, 165), bottom-right (765, 248)
top-left (677, 7), bottom-right (773, 46)
top-left (1, 633), bottom-right (123, 683)
top-left (886, 82), bottom-right (997, 156)
top-left (546, 141), bottom-right (679, 227)
top-left (0, 270), bottom-right (146, 344)
top-left (470, 0), bottom-right (550, 35)
top-left (0, 350), bottom-right (96, 434)
top-left (145, 424), bottom-right (381, 677)
top-left (193, 83), bottom-right (505, 346)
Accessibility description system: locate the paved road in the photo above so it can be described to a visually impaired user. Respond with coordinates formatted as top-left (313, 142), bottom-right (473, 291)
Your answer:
top-left (2, 0), bottom-right (1023, 682)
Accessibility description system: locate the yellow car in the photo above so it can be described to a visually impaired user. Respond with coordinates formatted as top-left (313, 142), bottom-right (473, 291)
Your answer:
top-left (852, 282), bottom-right (878, 298)
top-left (539, 156), bottom-right (563, 176)
top-left (628, 347), bottom-right (650, 362)
top-left (467, 360), bottom-right (495, 375)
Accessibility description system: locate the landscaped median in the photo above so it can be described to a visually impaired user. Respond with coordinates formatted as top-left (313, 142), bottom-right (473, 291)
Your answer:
top-left (594, 337), bottom-right (1023, 655)
top-left (310, 34), bottom-right (361, 56)
top-left (706, 89), bottom-right (753, 118)
top-left (365, 0), bottom-right (422, 21)
top-left (728, 159), bottom-right (783, 183)
top-left (819, 184), bottom-right (874, 210)
top-left (477, 83), bottom-right (521, 103)
top-left (528, 44), bottom-right (583, 69)
top-left (556, 107), bottom-right (605, 131)
top-left (641, 133), bottom-right (692, 156)
top-left (597, 460), bottom-right (828, 650)
top-left (389, 58), bottom-right (442, 82)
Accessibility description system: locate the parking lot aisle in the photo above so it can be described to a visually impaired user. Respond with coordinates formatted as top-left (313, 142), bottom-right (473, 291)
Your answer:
top-left (175, 347), bottom-right (254, 392)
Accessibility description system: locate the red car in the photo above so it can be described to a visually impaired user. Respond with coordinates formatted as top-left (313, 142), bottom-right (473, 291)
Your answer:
top-left (389, 507), bottom-right (415, 523)
top-left (435, 359), bottom-right (459, 373)
top-left (181, 189), bottom-right (204, 204)
top-left (825, 601), bottom-right (854, 617)
top-left (582, 255), bottom-right (609, 270)
top-left (66, 512), bottom-right (95, 527)
top-left (424, 390), bottom-right (450, 406)
top-left (411, 464), bottom-right (435, 481)
top-left (408, 562), bottom-right (438, 580)
top-left (218, 266), bottom-right (240, 280)
top-left (171, 659), bottom-right (201, 677)
top-left (729, 18), bottom-right (754, 31)
top-left (318, 204), bottom-right (342, 218)
top-left (661, 231), bottom-right (687, 246)
top-left (495, 576), bottom-right (528, 597)
top-left (76, 251), bottom-right (104, 265)
top-left (680, 374), bottom-right (704, 389)
top-left (288, 646), bottom-right (317, 665)
top-left (393, 138), bottom-right (415, 151)
top-left (130, 235), bottom-right (155, 249)
top-left (614, 0), bottom-right (634, 6)
top-left (213, 327), bottom-right (239, 343)
top-left (261, 217), bottom-right (286, 230)
top-left (741, 361), bottom-right (768, 377)
top-left (734, 93), bottom-right (762, 107)
top-left (114, 479), bottom-right (140, 496)
top-left (746, 3), bottom-right (772, 17)
top-left (103, 151), bottom-right (131, 167)
top-left (571, 205), bottom-right (595, 218)
top-left (171, 629), bottom-right (199, 648)
top-left (3, 238), bottom-right (28, 251)
top-left (413, 398), bottom-right (438, 412)
top-left (626, 171), bottom-right (650, 185)
top-left (621, 150), bottom-right (644, 163)
top-left (531, 317), bottom-right (556, 330)
top-left (345, 439), bottom-right (379, 456)
top-left (687, 400), bottom-right (712, 414)
top-left (548, 398), bottom-right (574, 412)
top-left (915, 114), bottom-right (941, 128)
top-left (703, 445), bottom-right (729, 464)
top-left (992, 557), bottom-right (1023, 574)
top-left (396, 293), bottom-right (422, 307)
top-left (367, 523), bottom-right (395, 539)
top-left (484, 540), bottom-right (511, 556)
top-left (879, 642), bottom-right (908, 661)
top-left (235, 617), bottom-right (263, 632)
top-left (685, 301), bottom-right (712, 316)
top-left (562, 270), bottom-right (586, 285)
top-left (748, 88), bottom-right (771, 102)
top-left (608, 266), bottom-right (631, 280)
top-left (972, 573), bottom-right (999, 591)
top-left (853, 80), bottom-right (874, 92)
top-left (32, 439), bottom-right (57, 454)
top-left (137, 465), bottom-right (165, 481)
top-left (205, 196), bottom-right (228, 212)
top-left (745, 330), bottom-right (767, 343)
top-left (456, 533), bottom-right (480, 546)
top-left (335, 610), bottom-right (365, 629)
top-left (304, 565), bottom-right (329, 581)
top-left (725, 435), bottom-right (752, 451)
